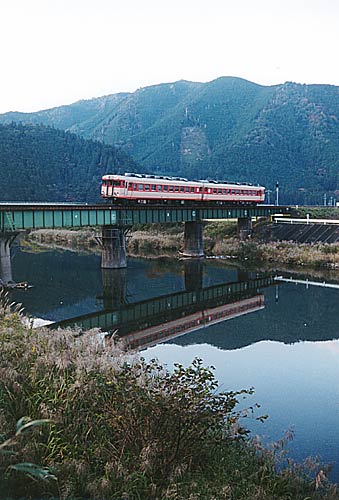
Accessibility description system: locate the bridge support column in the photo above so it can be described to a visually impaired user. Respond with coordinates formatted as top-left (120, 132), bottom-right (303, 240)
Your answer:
top-left (183, 222), bottom-right (204, 258)
top-left (237, 217), bottom-right (252, 241)
top-left (99, 225), bottom-right (127, 269)
top-left (0, 232), bottom-right (18, 286)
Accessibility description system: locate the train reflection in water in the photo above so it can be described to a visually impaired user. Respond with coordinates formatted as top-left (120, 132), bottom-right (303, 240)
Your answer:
top-left (51, 262), bottom-right (273, 351)
top-left (125, 294), bottom-right (264, 350)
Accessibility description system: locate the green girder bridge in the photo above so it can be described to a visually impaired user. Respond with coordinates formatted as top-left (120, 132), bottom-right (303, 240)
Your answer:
top-left (0, 202), bottom-right (290, 282)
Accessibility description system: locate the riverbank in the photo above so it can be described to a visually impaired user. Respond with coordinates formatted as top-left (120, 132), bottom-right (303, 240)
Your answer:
top-left (1, 298), bottom-right (338, 500)
top-left (27, 221), bottom-right (339, 270)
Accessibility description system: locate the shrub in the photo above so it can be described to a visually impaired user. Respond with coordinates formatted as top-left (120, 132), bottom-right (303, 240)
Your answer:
top-left (0, 320), bottom-right (253, 499)
top-left (1, 313), bottom-right (338, 499)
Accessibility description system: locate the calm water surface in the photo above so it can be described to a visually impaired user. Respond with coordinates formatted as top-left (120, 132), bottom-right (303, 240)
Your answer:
top-left (8, 247), bottom-right (339, 481)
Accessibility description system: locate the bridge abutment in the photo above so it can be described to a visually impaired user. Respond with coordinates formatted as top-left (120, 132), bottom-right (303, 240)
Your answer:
top-left (237, 217), bottom-right (253, 240)
top-left (98, 225), bottom-right (127, 269)
top-left (183, 222), bottom-right (204, 258)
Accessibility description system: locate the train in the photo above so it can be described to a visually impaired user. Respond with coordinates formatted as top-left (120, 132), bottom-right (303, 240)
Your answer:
top-left (101, 172), bottom-right (265, 204)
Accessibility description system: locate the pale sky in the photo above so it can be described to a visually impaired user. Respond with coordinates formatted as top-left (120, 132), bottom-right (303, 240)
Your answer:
top-left (1, 0), bottom-right (339, 113)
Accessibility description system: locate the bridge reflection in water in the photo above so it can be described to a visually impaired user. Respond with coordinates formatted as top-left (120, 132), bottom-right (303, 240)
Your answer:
top-left (51, 262), bottom-right (274, 350)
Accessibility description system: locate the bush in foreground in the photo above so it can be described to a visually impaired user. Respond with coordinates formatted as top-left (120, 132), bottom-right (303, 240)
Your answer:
top-left (0, 308), bottom-right (338, 499)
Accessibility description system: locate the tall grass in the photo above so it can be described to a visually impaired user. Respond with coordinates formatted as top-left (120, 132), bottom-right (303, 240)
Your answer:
top-left (1, 301), bottom-right (338, 498)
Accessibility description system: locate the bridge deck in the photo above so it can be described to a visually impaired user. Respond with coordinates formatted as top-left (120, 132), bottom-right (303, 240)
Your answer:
top-left (0, 203), bottom-right (289, 231)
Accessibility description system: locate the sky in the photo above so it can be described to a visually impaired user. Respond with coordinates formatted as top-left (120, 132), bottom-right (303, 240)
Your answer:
top-left (1, 0), bottom-right (339, 113)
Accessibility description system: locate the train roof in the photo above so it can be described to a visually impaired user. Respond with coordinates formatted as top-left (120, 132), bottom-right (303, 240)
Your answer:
top-left (102, 172), bottom-right (264, 188)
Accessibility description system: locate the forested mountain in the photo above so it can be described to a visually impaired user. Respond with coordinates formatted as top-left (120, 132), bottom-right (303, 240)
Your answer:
top-left (0, 123), bottom-right (138, 202)
top-left (3, 77), bottom-right (339, 204)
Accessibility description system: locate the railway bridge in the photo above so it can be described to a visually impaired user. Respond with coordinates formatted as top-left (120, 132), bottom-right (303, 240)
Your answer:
top-left (0, 202), bottom-right (289, 284)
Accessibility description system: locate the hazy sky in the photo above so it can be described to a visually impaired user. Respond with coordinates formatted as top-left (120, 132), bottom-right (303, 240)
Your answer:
top-left (1, 0), bottom-right (339, 113)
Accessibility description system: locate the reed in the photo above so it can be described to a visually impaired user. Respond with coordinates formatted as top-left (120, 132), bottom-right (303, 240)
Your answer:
top-left (1, 306), bottom-right (338, 499)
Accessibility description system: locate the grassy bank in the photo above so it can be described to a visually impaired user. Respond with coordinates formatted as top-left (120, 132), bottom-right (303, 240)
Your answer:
top-left (27, 221), bottom-right (339, 270)
top-left (1, 297), bottom-right (338, 499)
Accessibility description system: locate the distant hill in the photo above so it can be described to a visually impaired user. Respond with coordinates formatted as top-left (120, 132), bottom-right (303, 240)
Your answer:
top-left (0, 123), bottom-right (138, 202)
top-left (3, 77), bottom-right (339, 204)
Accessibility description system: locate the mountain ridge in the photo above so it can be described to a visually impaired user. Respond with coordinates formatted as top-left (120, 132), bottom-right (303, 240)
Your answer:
top-left (2, 77), bottom-right (339, 204)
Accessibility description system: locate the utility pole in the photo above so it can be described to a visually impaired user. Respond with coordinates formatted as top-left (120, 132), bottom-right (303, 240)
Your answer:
top-left (324, 193), bottom-right (327, 206)
top-left (275, 181), bottom-right (279, 206)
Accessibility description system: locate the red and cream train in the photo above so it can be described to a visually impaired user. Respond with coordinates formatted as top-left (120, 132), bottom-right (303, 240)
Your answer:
top-left (101, 172), bottom-right (265, 204)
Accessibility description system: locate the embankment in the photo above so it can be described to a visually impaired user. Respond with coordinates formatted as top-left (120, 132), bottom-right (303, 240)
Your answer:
top-left (26, 221), bottom-right (339, 270)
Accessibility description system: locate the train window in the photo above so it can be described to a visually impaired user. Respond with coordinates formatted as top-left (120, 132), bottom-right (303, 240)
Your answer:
top-left (180, 186), bottom-right (184, 192)
top-left (190, 187), bottom-right (195, 192)
top-left (231, 189), bottom-right (235, 194)
top-left (218, 189), bottom-right (222, 194)
top-left (185, 186), bottom-right (189, 192)
top-left (204, 187), bottom-right (208, 193)
top-left (164, 185), bottom-right (168, 191)
top-left (145, 184), bottom-right (150, 190)
top-left (223, 189), bottom-right (227, 194)
top-left (151, 185), bottom-right (156, 191)
top-left (175, 186), bottom-right (179, 192)
top-left (133, 183), bottom-right (137, 190)
top-left (158, 185), bottom-right (162, 191)
top-left (138, 184), bottom-right (143, 191)
top-left (213, 188), bottom-right (217, 194)
top-left (199, 187), bottom-right (203, 193)
top-left (128, 183), bottom-right (132, 189)
top-left (169, 186), bottom-right (173, 192)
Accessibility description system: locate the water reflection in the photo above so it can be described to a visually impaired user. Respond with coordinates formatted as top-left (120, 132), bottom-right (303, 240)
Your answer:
top-left (6, 248), bottom-right (339, 481)
top-left (52, 265), bottom-right (271, 350)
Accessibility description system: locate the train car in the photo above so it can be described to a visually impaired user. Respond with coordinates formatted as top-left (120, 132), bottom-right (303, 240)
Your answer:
top-left (101, 172), bottom-right (265, 204)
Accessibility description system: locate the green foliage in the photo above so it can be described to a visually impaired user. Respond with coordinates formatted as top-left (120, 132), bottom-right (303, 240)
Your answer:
top-left (0, 315), bottom-right (338, 498)
top-left (236, 241), bottom-right (265, 261)
top-left (204, 220), bottom-right (237, 239)
top-left (0, 417), bottom-right (56, 496)
top-left (293, 207), bottom-right (339, 220)
top-left (0, 122), bottom-right (139, 202)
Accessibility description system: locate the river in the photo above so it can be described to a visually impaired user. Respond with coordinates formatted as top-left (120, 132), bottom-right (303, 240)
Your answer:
top-left (8, 246), bottom-right (339, 482)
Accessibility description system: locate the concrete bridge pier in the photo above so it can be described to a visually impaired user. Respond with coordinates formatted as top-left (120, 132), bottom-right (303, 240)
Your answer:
top-left (98, 225), bottom-right (128, 269)
top-left (0, 232), bottom-right (18, 286)
top-left (237, 217), bottom-right (253, 241)
top-left (183, 222), bottom-right (204, 258)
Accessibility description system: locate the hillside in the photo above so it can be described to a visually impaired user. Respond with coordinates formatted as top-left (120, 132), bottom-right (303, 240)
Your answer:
top-left (3, 77), bottom-right (339, 204)
top-left (0, 123), bottom-right (138, 202)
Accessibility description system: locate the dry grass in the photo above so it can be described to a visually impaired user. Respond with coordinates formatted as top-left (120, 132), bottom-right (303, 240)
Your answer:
top-left (1, 295), bottom-right (339, 499)
top-left (27, 224), bottom-right (339, 269)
